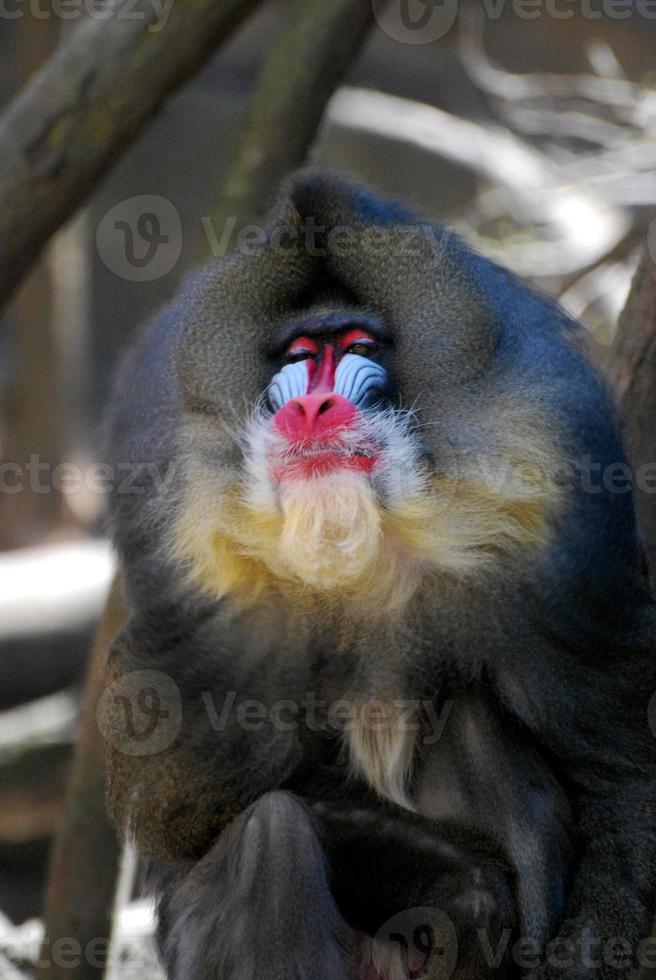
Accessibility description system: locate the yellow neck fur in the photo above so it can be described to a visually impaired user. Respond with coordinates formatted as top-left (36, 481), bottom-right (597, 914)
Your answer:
top-left (170, 464), bottom-right (556, 617)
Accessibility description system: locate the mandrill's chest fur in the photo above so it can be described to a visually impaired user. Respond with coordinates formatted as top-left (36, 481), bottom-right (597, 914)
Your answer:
top-left (199, 586), bottom-right (477, 812)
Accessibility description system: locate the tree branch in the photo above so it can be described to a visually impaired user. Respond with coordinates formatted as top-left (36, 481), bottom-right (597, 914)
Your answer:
top-left (0, 0), bottom-right (263, 312)
top-left (204, 0), bottom-right (382, 248)
top-left (608, 247), bottom-right (656, 581)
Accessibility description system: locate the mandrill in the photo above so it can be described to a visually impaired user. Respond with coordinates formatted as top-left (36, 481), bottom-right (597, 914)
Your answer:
top-left (101, 172), bottom-right (656, 980)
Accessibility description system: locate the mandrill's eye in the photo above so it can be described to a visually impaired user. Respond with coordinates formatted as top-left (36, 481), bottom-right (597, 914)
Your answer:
top-left (285, 335), bottom-right (319, 364)
top-left (347, 342), bottom-right (375, 358)
top-left (340, 328), bottom-right (378, 360)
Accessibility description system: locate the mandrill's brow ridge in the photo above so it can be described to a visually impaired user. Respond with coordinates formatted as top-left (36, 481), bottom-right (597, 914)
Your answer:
top-left (268, 312), bottom-right (390, 357)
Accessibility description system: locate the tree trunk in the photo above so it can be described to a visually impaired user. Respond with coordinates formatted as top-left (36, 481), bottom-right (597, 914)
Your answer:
top-left (204, 0), bottom-right (383, 253)
top-left (37, 578), bottom-right (125, 980)
top-left (608, 248), bottom-right (656, 585)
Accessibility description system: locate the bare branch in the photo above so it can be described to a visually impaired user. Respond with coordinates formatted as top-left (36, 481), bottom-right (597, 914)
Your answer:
top-left (205, 0), bottom-right (381, 248)
top-left (328, 86), bottom-right (628, 278)
top-left (608, 247), bottom-right (656, 581)
top-left (0, 0), bottom-right (263, 312)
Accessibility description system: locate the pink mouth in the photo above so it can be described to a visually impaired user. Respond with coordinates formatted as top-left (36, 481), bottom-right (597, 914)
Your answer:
top-left (270, 442), bottom-right (379, 482)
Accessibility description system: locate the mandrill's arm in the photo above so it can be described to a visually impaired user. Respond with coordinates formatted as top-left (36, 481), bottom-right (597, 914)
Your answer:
top-left (102, 620), bottom-right (305, 862)
top-left (504, 628), bottom-right (656, 980)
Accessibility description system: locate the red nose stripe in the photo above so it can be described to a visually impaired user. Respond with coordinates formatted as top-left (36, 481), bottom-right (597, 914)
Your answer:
top-left (274, 393), bottom-right (357, 441)
top-left (307, 344), bottom-right (336, 394)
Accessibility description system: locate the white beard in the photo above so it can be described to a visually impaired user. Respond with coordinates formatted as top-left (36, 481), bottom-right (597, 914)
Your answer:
top-left (277, 471), bottom-right (383, 590)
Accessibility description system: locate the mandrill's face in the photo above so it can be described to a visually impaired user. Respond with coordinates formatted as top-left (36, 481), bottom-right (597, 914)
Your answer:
top-left (172, 299), bottom-right (559, 616)
top-left (240, 310), bottom-right (431, 601)
top-left (268, 323), bottom-right (388, 482)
